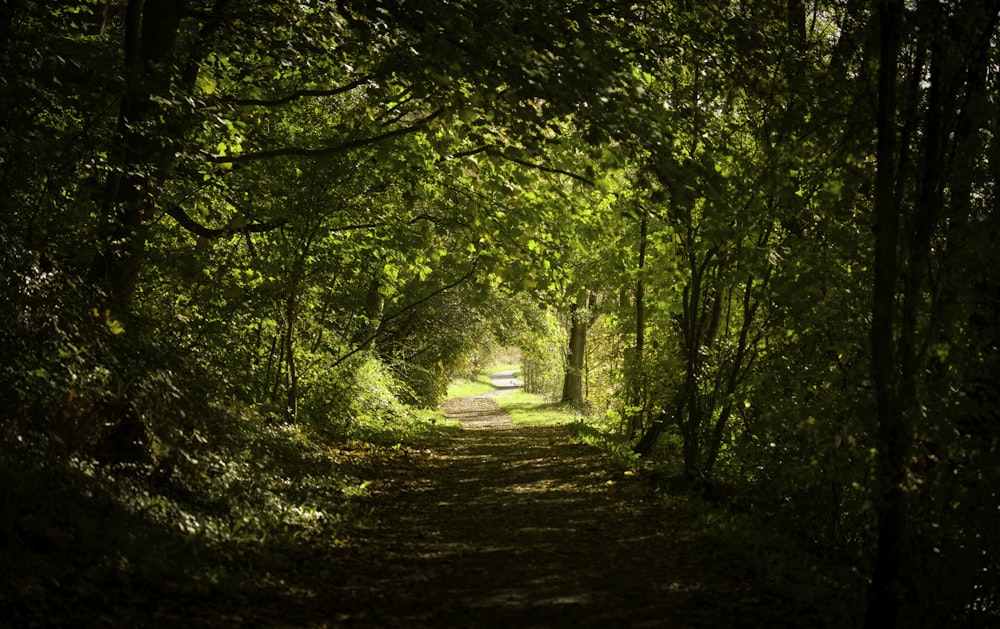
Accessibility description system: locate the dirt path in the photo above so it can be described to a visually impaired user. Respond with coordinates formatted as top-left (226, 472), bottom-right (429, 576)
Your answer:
top-left (2, 389), bottom-right (834, 628)
top-left (439, 395), bottom-right (514, 430)
top-left (67, 393), bottom-right (826, 627)
top-left (285, 397), bottom-right (820, 628)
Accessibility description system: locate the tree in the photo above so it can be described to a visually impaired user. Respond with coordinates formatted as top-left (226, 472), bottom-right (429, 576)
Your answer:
top-left (560, 290), bottom-right (596, 404)
top-left (865, 1), bottom-right (1000, 625)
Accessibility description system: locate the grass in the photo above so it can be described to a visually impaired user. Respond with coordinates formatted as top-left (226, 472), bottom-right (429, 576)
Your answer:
top-left (485, 363), bottom-right (521, 376)
top-left (445, 363), bottom-right (523, 399)
top-left (494, 390), bottom-right (581, 425)
top-left (411, 407), bottom-right (462, 431)
top-left (445, 374), bottom-right (496, 399)
top-left (444, 364), bottom-right (573, 426)
top-left (444, 362), bottom-right (571, 426)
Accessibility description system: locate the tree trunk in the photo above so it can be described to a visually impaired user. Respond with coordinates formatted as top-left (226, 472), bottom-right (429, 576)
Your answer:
top-left (0, 0), bottom-right (18, 60)
top-left (350, 271), bottom-right (385, 350)
top-left (633, 411), bottom-right (667, 457)
top-left (561, 290), bottom-right (591, 404)
top-left (787, 0), bottom-right (806, 49)
top-left (676, 250), bottom-right (718, 479)
top-left (87, 0), bottom-right (186, 318)
top-left (864, 2), bottom-right (906, 626)
top-left (679, 371), bottom-right (702, 479)
top-left (284, 292), bottom-right (299, 422)
top-left (626, 216), bottom-right (648, 438)
top-left (704, 275), bottom-right (760, 475)
top-left (864, 2), bottom-right (1000, 623)
top-left (634, 389), bottom-right (685, 458)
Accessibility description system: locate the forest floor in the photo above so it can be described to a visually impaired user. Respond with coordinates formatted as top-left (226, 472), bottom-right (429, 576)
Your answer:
top-left (192, 380), bottom-right (825, 628)
top-left (4, 375), bottom-right (838, 628)
top-left (314, 400), bottom-right (822, 628)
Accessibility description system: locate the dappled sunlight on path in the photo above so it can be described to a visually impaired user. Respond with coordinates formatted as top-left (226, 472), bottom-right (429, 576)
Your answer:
top-left (302, 422), bottom-right (820, 628)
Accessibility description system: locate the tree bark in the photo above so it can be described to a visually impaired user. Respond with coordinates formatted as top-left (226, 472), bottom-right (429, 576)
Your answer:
top-left (864, 2), bottom-right (906, 626)
top-left (626, 216), bottom-right (648, 438)
top-left (87, 0), bottom-right (186, 318)
top-left (561, 290), bottom-right (591, 404)
top-left (284, 292), bottom-right (299, 422)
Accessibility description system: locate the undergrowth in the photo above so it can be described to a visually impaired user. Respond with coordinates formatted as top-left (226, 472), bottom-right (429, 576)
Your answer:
top-left (573, 420), bottom-right (641, 471)
top-left (1, 373), bottom-right (457, 626)
top-left (573, 418), bottom-right (863, 627)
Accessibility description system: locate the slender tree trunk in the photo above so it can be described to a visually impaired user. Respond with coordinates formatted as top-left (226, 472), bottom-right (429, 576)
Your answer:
top-left (263, 334), bottom-right (278, 395)
top-left (284, 292), bottom-right (299, 422)
top-left (0, 0), bottom-right (18, 60)
top-left (865, 2), bottom-right (905, 626)
top-left (561, 290), bottom-right (591, 404)
top-left (634, 390), bottom-right (685, 457)
top-left (635, 218), bottom-right (647, 370)
top-left (627, 216), bottom-right (648, 438)
top-left (704, 275), bottom-right (760, 475)
top-left (677, 250), bottom-right (720, 479)
top-left (352, 274), bottom-right (384, 350)
top-left (634, 241), bottom-right (718, 463)
top-left (864, 3), bottom-right (1000, 623)
top-left (679, 369), bottom-right (702, 479)
top-left (787, 0), bottom-right (806, 48)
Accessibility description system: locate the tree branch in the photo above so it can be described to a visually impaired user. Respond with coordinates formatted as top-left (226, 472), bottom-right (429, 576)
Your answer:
top-left (493, 148), bottom-right (594, 185)
top-left (381, 261), bottom-right (479, 328)
top-left (436, 145), bottom-right (494, 162)
top-left (203, 109), bottom-right (443, 164)
top-left (438, 144), bottom-right (594, 185)
top-left (331, 260), bottom-right (480, 368)
top-left (225, 77), bottom-right (370, 107)
top-left (163, 204), bottom-right (286, 239)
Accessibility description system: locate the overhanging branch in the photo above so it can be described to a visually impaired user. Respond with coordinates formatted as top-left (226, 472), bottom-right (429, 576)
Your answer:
top-left (491, 147), bottom-right (594, 185)
top-left (379, 260), bottom-right (480, 328)
top-left (331, 259), bottom-right (480, 368)
top-left (225, 77), bottom-right (370, 107)
top-left (438, 144), bottom-right (594, 185)
top-left (437, 145), bottom-right (494, 162)
top-left (164, 204), bottom-right (286, 239)
top-left (203, 109), bottom-right (443, 164)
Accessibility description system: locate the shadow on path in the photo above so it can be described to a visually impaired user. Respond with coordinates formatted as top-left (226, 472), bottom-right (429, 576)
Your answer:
top-left (302, 424), bottom-right (820, 628)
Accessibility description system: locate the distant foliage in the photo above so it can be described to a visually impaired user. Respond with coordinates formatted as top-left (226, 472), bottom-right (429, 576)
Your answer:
top-left (519, 308), bottom-right (566, 401)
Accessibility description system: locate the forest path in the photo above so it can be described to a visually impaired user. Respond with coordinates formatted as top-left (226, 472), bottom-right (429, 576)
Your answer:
top-left (268, 396), bottom-right (820, 628)
top-left (436, 369), bottom-right (523, 430)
